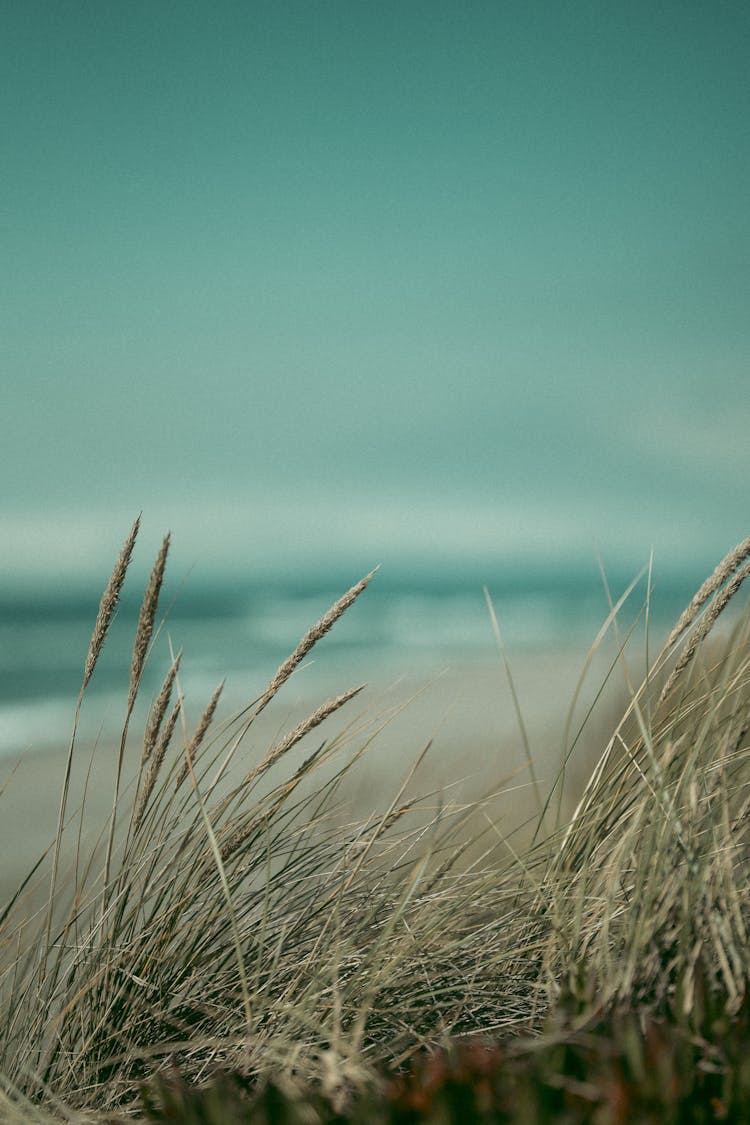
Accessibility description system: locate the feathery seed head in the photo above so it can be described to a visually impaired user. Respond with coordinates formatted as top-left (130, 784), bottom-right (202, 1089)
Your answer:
top-left (128, 532), bottom-right (171, 711)
top-left (82, 516), bottom-right (140, 691)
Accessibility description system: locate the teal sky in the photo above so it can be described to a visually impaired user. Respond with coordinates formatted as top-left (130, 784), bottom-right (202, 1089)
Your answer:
top-left (2, 1), bottom-right (749, 581)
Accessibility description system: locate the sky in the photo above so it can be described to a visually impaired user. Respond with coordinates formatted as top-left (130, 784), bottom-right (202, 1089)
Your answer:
top-left (2, 1), bottom-right (749, 585)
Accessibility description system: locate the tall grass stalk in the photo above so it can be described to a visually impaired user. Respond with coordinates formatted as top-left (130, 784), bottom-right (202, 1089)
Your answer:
top-left (43, 516), bottom-right (140, 972)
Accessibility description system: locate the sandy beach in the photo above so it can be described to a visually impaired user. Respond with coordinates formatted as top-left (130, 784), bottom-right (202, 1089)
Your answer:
top-left (0, 647), bottom-right (629, 906)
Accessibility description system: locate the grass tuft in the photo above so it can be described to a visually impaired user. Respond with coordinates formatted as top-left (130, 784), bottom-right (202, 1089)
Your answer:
top-left (2, 528), bottom-right (750, 1122)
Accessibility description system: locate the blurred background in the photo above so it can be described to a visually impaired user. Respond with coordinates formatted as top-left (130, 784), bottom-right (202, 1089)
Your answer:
top-left (2, 1), bottom-right (749, 769)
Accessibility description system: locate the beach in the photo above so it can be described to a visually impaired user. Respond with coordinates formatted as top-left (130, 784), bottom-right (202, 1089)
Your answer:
top-left (0, 646), bottom-right (628, 905)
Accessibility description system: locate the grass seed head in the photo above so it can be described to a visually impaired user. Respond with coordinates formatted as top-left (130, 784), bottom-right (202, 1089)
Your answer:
top-left (82, 516), bottom-right (140, 691)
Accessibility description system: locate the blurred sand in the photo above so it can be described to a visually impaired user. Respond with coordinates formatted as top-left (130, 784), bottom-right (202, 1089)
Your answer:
top-left (0, 647), bottom-right (631, 906)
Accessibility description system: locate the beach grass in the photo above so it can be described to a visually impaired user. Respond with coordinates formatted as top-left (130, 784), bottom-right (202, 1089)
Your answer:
top-left (2, 526), bottom-right (750, 1122)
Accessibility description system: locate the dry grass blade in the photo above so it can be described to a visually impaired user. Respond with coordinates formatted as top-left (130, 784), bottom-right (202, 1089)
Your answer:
top-left (659, 559), bottom-right (750, 704)
top-left (180, 758), bottom-right (254, 1035)
top-left (209, 567), bottom-right (378, 789)
top-left (82, 516), bottom-right (140, 692)
top-left (127, 532), bottom-right (170, 711)
top-left (174, 681), bottom-right (225, 789)
top-left (43, 518), bottom-right (140, 968)
top-left (540, 582), bottom-right (750, 1020)
top-left (484, 587), bottom-right (540, 817)
top-left (218, 686), bottom-right (366, 862)
top-left (217, 806), bottom-right (272, 865)
top-left (266, 568), bottom-right (378, 703)
top-left (531, 565), bottom-right (648, 850)
top-left (665, 534), bottom-right (750, 651)
top-left (141, 651), bottom-right (182, 766)
top-left (243, 685), bottom-right (366, 788)
top-left (104, 535), bottom-right (171, 894)
top-left (133, 698), bottom-right (182, 833)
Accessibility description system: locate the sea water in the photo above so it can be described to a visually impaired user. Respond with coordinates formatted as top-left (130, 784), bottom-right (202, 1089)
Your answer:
top-left (0, 560), bottom-right (699, 760)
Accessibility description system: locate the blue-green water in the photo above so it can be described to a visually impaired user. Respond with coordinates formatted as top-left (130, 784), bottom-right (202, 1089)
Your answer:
top-left (0, 559), bottom-right (705, 758)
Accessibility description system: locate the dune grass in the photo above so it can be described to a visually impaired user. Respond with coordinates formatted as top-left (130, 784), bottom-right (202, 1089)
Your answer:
top-left (1, 526), bottom-right (750, 1121)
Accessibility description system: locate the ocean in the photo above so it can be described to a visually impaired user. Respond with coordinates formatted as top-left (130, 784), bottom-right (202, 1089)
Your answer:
top-left (0, 559), bottom-right (703, 761)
